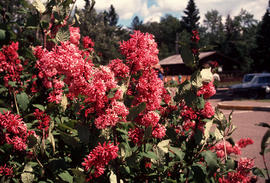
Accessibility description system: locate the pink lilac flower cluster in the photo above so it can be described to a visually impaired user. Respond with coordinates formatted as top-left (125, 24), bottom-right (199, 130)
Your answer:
top-left (152, 124), bottom-right (166, 139)
top-left (191, 30), bottom-right (200, 55)
top-left (94, 100), bottom-right (129, 129)
top-left (237, 138), bottom-right (254, 148)
top-left (177, 99), bottom-right (215, 136)
top-left (34, 39), bottom-right (93, 103)
top-left (191, 30), bottom-right (200, 43)
top-left (81, 142), bottom-right (118, 180)
top-left (108, 59), bottom-right (130, 79)
top-left (128, 127), bottom-right (144, 145)
top-left (211, 138), bottom-right (253, 159)
top-left (218, 157), bottom-right (256, 183)
top-left (119, 30), bottom-right (159, 72)
top-left (0, 164), bottom-right (13, 177)
top-left (130, 69), bottom-right (168, 140)
top-left (69, 26), bottom-right (80, 45)
top-left (134, 69), bottom-right (167, 111)
top-left (0, 111), bottom-right (35, 151)
top-left (118, 31), bottom-right (170, 142)
top-left (200, 101), bottom-right (215, 118)
top-left (33, 109), bottom-right (51, 138)
top-left (180, 104), bottom-right (197, 120)
top-left (197, 81), bottom-right (216, 99)
top-left (83, 36), bottom-right (95, 52)
top-left (0, 42), bottom-right (23, 88)
top-left (35, 27), bottom-right (129, 130)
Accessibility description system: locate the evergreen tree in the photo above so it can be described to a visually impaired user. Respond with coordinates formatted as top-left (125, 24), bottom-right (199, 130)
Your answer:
top-left (254, 0), bottom-right (270, 71)
top-left (78, 0), bottom-right (128, 65)
top-left (104, 5), bottom-right (119, 26)
top-left (181, 0), bottom-right (200, 33)
top-left (130, 16), bottom-right (143, 30)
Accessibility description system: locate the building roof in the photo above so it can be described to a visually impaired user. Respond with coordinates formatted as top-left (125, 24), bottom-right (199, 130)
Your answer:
top-left (159, 51), bottom-right (216, 65)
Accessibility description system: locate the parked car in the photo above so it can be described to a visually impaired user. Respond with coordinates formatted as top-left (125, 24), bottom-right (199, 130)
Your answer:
top-left (229, 73), bottom-right (270, 98)
top-left (242, 73), bottom-right (261, 83)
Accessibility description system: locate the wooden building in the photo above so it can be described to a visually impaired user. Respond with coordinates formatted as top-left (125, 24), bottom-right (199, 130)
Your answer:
top-left (159, 51), bottom-right (240, 83)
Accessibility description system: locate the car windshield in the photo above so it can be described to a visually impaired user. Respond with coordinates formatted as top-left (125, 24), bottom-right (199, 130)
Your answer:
top-left (258, 76), bottom-right (270, 84)
top-left (243, 74), bottom-right (256, 82)
top-left (249, 76), bottom-right (270, 84)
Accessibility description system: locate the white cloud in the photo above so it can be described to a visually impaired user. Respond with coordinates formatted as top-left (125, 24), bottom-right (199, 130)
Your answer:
top-left (74, 0), bottom-right (268, 26)
top-left (144, 12), bottom-right (163, 23)
top-left (156, 0), bottom-right (188, 12)
top-left (93, 0), bottom-right (144, 20)
top-left (197, 0), bottom-right (268, 24)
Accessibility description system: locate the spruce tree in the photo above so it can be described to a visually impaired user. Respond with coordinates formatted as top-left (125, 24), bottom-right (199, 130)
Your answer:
top-left (130, 16), bottom-right (143, 30)
top-left (181, 0), bottom-right (200, 33)
top-left (104, 5), bottom-right (119, 26)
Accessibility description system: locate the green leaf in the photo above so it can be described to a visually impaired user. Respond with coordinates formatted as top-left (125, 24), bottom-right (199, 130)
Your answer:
top-left (144, 126), bottom-right (152, 140)
top-left (191, 70), bottom-right (203, 88)
top-left (157, 140), bottom-right (170, 153)
top-left (196, 96), bottom-right (205, 110)
top-left (225, 158), bottom-right (236, 170)
top-left (194, 129), bottom-right (203, 144)
top-left (119, 142), bottom-right (131, 158)
top-left (201, 151), bottom-right (218, 173)
top-left (261, 129), bottom-right (270, 155)
top-left (32, 0), bottom-right (46, 14)
top-left (60, 132), bottom-right (81, 149)
top-left (27, 135), bottom-right (38, 148)
top-left (204, 119), bottom-right (213, 141)
top-left (252, 167), bottom-right (266, 178)
top-left (32, 104), bottom-right (45, 111)
top-left (200, 68), bottom-right (213, 83)
top-left (0, 29), bottom-right (6, 40)
top-left (213, 128), bottom-right (223, 141)
top-left (141, 151), bottom-right (158, 160)
top-left (174, 80), bottom-right (191, 102)
top-left (107, 88), bottom-right (118, 99)
top-left (191, 163), bottom-right (206, 182)
top-left (71, 168), bottom-right (86, 183)
top-left (77, 124), bottom-right (90, 144)
top-left (180, 44), bottom-right (195, 68)
top-left (166, 127), bottom-right (178, 143)
top-left (116, 128), bottom-right (128, 135)
top-left (0, 107), bottom-right (9, 114)
top-left (58, 123), bottom-right (77, 133)
top-left (0, 87), bottom-right (8, 94)
top-left (213, 108), bottom-right (227, 131)
top-left (8, 81), bottom-right (17, 87)
top-left (58, 171), bottom-right (73, 183)
top-left (127, 102), bottom-right (146, 121)
top-left (182, 89), bottom-right (197, 108)
top-left (21, 163), bottom-right (34, 183)
top-left (48, 132), bottom-right (55, 154)
top-left (55, 29), bottom-right (70, 43)
top-left (169, 146), bottom-right (184, 160)
top-left (16, 92), bottom-right (29, 112)
top-left (26, 14), bottom-right (39, 27)
top-left (109, 170), bottom-right (118, 183)
top-left (41, 21), bottom-right (49, 29)
top-left (124, 95), bottom-right (134, 108)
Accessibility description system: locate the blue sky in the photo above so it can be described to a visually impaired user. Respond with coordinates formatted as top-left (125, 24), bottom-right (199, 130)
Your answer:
top-left (74, 0), bottom-right (269, 27)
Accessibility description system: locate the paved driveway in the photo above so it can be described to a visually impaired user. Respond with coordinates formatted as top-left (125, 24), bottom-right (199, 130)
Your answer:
top-left (210, 89), bottom-right (270, 183)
